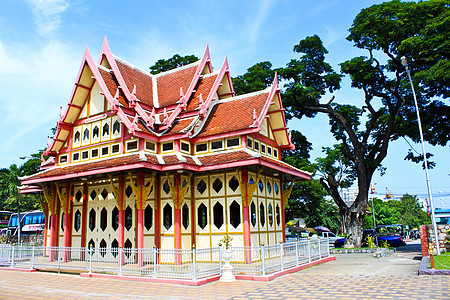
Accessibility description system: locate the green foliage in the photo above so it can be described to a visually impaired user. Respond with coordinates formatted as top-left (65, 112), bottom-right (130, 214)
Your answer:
top-left (380, 240), bottom-right (389, 248)
top-left (233, 61), bottom-right (275, 95)
top-left (219, 234), bottom-right (233, 249)
top-left (365, 235), bottom-right (376, 248)
top-left (363, 194), bottom-right (430, 229)
top-left (0, 152), bottom-right (42, 212)
top-left (285, 179), bottom-right (341, 233)
top-left (149, 54), bottom-right (199, 75)
top-left (228, 0), bottom-right (448, 248)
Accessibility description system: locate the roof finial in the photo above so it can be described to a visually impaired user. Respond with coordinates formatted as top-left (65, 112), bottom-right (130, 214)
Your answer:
top-left (163, 107), bottom-right (169, 124)
top-left (130, 84), bottom-right (137, 108)
top-left (199, 94), bottom-right (207, 117)
top-left (112, 89), bottom-right (120, 112)
top-left (131, 113), bottom-right (139, 132)
top-left (180, 87), bottom-right (184, 98)
top-left (60, 106), bottom-right (64, 121)
top-left (251, 109), bottom-right (258, 127)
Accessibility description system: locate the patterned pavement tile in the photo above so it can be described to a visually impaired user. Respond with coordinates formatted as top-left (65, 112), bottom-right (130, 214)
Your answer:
top-left (0, 269), bottom-right (449, 299)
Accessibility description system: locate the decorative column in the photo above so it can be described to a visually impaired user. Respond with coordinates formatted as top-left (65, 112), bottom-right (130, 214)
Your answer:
top-left (129, 171), bottom-right (155, 266)
top-left (191, 176), bottom-right (196, 248)
top-left (42, 183), bottom-right (57, 261)
top-left (56, 182), bottom-right (73, 262)
top-left (166, 172), bottom-right (192, 264)
top-left (236, 168), bottom-right (261, 263)
top-left (281, 180), bottom-right (294, 243)
top-left (155, 174), bottom-right (161, 250)
top-left (81, 182), bottom-right (88, 260)
top-left (81, 183), bottom-right (88, 248)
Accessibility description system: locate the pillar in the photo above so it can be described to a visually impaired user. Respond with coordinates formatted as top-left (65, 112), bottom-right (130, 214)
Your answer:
top-left (80, 182), bottom-right (88, 261)
top-left (191, 176), bottom-right (196, 248)
top-left (81, 182), bottom-right (88, 248)
top-left (63, 182), bottom-right (73, 262)
top-left (155, 174), bottom-right (161, 250)
top-left (174, 173), bottom-right (182, 264)
top-left (118, 174), bottom-right (125, 265)
top-left (280, 177), bottom-right (286, 243)
top-left (242, 168), bottom-right (252, 263)
top-left (49, 184), bottom-right (57, 262)
top-left (137, 172), bottom-right (145, 266)
top-left (118, 174), bottom-right (125, 248)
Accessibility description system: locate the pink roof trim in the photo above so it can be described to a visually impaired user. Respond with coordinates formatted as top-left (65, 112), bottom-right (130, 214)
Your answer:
top-left (159, 45), bottom-right (212, 130)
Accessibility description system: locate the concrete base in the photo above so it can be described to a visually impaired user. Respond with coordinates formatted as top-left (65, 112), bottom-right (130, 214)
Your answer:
top-left (418, 257), bottom-right (450, 275)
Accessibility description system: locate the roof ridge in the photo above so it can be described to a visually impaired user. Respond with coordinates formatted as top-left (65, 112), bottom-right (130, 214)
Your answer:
top-left (96, 63), bottom-right (111, 73)
top-left (113, 55), bottom-right (153, 77)
top-left (202, 71), bottom-right (219, 79)
top-left (217, 88), bottom-right (270, 104)
top-left (154, 60), bottom-right (201, 78)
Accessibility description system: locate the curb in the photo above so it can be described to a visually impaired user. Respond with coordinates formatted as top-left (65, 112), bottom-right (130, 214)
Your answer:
top-left (418, 257), bottom-right (450, 275)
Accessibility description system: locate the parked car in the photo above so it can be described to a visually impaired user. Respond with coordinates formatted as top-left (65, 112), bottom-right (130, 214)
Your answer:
top-left (334, 226), bottom-right (406, 248)
top-left (313, 231), bottom-right (339, 245)
top-left (285, 234), bottom-right (298, 242)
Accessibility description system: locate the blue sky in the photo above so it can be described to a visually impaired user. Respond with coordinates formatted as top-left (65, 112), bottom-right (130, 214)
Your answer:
top-left (0, 0), bottom-right (448, 208)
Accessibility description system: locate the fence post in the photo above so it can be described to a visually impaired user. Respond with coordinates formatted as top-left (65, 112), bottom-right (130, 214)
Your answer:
top-left (10, 245), bottom-right (15, 268)
top-left (57, 247), bottom-right (61, 273)
top-left (31, 245), bottom-right (35, 269)
top-left (295, 241), bottom-right (299, 266)
top-left (153, 246), bottom-right (157, 278)
top-left (318, 238), bottom-right (321, 259)
top-left (85, 247), bottom-right (89, 272)
top-left (219, 245), bottom-right (223, 275)
top-left (192, 246), bottom-right (197, 280)
top-left (118, 246), bottom-right (123, 276)
top-left (308, 239), bottom-right (311, 263)
top-left (261, 244), bottom-right (266, 276)
top-left (88, 247), bottom-right (93, 274)
top-left (327, 237), bottom-right (330, 257)
top-left (280, 242), bottom-right (284, 271)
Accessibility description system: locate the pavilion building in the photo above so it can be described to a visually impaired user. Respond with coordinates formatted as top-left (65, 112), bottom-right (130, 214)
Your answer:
top-left (20, 38), bottom-right (311, 257)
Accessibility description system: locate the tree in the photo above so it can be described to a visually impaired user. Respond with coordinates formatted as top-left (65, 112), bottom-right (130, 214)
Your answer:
top-left (0, 152), bottom-right (42, 212)
top-left (233, 62), bottom-right (275, 95)
top-left (364, 195), bottom-right (430, 229)
top-left (149, 54), bottom-right (199, 75)
top-left (279, 0), bottom-right (449, 248)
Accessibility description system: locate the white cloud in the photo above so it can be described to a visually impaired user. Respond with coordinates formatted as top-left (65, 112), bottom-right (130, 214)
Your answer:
top-left (246, 0), bottom-right (275, 44)
top-left (0, 38), bottom-right (80, 166)
top-left (26, 0), bottom-right (69, 36)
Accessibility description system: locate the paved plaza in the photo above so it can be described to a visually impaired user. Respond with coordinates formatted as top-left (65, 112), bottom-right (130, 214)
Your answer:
top-left (0, 241), bottom-right (448, 299)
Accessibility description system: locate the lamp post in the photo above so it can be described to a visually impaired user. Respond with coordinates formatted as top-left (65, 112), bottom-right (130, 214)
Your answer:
top-left (401, 56), bottom-right (440, 255)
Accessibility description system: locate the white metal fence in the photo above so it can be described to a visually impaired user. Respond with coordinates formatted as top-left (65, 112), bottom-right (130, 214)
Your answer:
top-left (0, 238), bottom-right (329, 280)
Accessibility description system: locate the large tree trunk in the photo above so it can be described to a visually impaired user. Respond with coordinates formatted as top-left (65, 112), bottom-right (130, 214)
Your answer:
top-left (343, 207), bottom-right (365, 248)
top-left (343, 182), bottom-right (370, 248)
top-left (320, 174), bottom-right (371, 248)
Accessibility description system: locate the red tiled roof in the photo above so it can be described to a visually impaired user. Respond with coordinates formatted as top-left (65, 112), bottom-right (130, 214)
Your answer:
top-left (198, 151), bottom-right (254, 165)
top-left (157, 64), bottom-right (199, 107)
top-left (185, 74), bottom-right (218, 112)
top-left (98, 67), bottom-right (128, 107)
top-left (196, 92), bottom-right (269, 138)
top-left (115, 59), bottom-right (153, 107)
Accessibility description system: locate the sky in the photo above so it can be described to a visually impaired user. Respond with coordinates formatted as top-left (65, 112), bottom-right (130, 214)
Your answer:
top-left (0, 0), bottom-right (448, 209)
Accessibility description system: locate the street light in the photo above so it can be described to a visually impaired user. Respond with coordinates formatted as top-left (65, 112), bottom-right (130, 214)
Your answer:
top-left (401, 56), bottom-right (440, 255)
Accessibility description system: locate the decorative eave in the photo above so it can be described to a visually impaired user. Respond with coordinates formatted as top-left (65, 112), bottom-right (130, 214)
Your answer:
top-left (21, 150), bottom-right (310, 186)
top-left (100, 36), bottom-right (157, 129)
top-left (45, 45), bottom-right (137, 155)
top-left (158, 45), bottom-right (213, 130)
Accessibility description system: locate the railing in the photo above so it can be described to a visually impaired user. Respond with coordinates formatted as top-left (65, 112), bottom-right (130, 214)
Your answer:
top-left (0, 238), bottom-right (330, 280)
